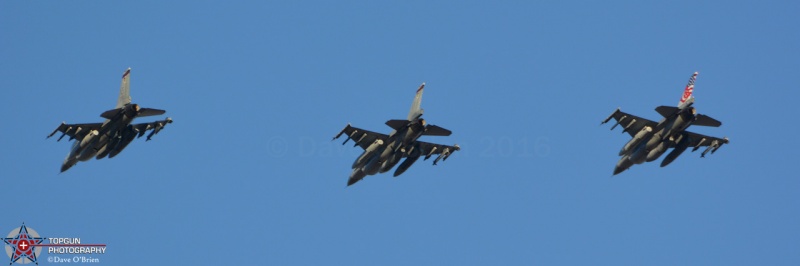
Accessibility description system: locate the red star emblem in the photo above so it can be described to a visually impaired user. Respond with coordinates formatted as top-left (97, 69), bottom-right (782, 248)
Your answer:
top-left (3, 224), bottom-right (45, 265)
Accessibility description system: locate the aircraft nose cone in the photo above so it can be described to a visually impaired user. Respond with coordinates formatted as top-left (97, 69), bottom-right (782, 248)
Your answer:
top-left (613, 157), bottom-right (633, 175)
top-left (613, 166), bottom-right (625, 175)
top-left (347, 178), bottom-right (358, 186)
top-left (61, 164), bottom-right (72, 173)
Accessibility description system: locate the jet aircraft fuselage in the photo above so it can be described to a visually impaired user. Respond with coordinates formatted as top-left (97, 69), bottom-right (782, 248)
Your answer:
top-left (351, 117), bottom-right (428, 178)
top-left (49, 68), bottom-right (172, 172)
top-left (617, 104), bottom-right (697, 168)
top-left (602, 72), bottom-right (728, 175)
top-left (66, 103), bottom-right (143, 165)
top-left (334, 83), bottom-right (459, 186)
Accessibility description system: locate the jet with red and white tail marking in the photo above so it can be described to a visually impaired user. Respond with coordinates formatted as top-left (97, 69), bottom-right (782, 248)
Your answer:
top-left (47, 68), bottom-right (173, 172)
top-left (333, 83), bottom-right (460, 186)
top-left (601, 72), bottom-right (729, 175)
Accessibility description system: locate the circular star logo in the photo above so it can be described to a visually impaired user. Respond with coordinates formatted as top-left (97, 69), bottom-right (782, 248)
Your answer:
top-left (3, 224), bottom-right (45, 265)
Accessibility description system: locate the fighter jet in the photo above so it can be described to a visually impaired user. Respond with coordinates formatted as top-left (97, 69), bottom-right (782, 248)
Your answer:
top-left (333, 83), bottom-right (460, 186)
top-left (47, 68), bottom-right (173, 172)
top-left (601, 72), bottom-right (729, 175)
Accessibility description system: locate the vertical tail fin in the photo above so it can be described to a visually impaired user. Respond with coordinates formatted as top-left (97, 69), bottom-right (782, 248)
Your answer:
top-left (678, 72), bottom-right (698, 108)
top-left (116, 68), bottom-right (132, 108)
top-left (407, 82), bottom-right (425, 120)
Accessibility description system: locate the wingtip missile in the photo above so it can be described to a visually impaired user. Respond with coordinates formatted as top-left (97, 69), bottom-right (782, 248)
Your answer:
top-left (333, 123), bottom-right (351, 141)
top-left (47, 122), bottom-right (66, 139)
top-left (601, 108), bottom-right (620, 125)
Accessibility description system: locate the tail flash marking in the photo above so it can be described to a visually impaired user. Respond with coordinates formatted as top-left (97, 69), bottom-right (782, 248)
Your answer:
top-left (679, 72), bottom-right (698, 105)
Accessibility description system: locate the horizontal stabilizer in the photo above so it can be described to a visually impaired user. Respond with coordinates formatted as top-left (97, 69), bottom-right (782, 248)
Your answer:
top-left (385, 119), bottom-right (408, 130)
top-left (423, 125), bottom-right (452, 136)
top-left (100, 108), bottom-right (123, 119)
top-left (139, 108), bottom-right (166, 117)
top-left (694, 114), bottom-right (722, 127)
top-left (100, 107), bottom-right (165, 119)
top-left (655, 106), bottom-right (679, 118)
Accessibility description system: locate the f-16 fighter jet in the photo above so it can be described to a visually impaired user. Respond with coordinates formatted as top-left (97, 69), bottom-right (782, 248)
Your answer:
top-left (601, 72), bottom-right (729, 175)
top-left (48, 68), bottom-right (173, 172)
top-left (333, 83), bottom-right (460, 186)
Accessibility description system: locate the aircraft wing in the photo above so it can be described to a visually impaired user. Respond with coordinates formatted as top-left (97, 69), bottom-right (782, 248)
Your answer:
top-left (602, 108), bottom-right (659, 137)
top-left (47, 122), bottom-right (104, 141)
top-left (683, 131), bottom-right (729, 156)
top-left (333, 124), bottom-right (389, 150)
top-left (131, 118), bottom-right (173, 141)
top-left (415, 140), bottom-right (460, 165)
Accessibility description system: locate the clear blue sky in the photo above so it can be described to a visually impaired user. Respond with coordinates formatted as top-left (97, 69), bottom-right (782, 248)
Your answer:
top-left (2, 1), bottom-right (799, 265)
